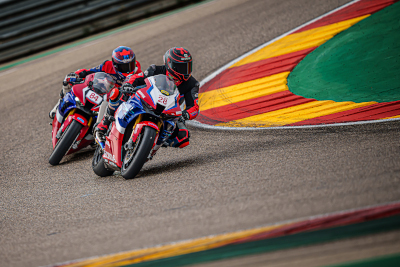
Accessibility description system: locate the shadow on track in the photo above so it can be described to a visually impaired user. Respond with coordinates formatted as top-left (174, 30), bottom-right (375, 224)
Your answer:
top-left (47, 147), bottom-right (96, 166)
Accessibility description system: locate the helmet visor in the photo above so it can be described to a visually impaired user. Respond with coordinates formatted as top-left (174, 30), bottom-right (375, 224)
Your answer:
top-left (116, 59), bottom-right (136, 73)
top-left (169, 61), bottom-right (192, 76)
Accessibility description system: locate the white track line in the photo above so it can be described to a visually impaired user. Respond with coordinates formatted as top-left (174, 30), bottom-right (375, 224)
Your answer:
top-left (194, 0), bottom-right (400, 130)
top-left (187, 117), bottom-right (400, 130)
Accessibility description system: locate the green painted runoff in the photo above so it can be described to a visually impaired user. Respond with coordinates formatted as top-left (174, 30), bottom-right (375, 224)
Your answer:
top-left (323, 253), bottom-right (400, 267)
top-left (125, 215), bottom-right (400, 267)
top-left (288, 2), bottom-right (400, 103)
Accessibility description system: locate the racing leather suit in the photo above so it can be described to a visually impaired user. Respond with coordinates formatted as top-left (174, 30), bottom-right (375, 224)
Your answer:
top-left (76, 60), bottom-right (143, 115)
top-left (75, 60), bottom-right (143, 88)
top-left (50, 60), bottom-right (143, 119)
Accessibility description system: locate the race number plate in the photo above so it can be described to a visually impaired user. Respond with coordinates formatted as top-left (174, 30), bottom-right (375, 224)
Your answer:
top-left (86, 90), bottom-right (102, 104)
top-left (157, 94), bottom-right (168, 106)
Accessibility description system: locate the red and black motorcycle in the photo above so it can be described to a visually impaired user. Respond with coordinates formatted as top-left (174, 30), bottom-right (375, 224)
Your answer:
top-left (49, 72), bottom-right (115, 165)
top-left (92, 74), bottom-right (183, 179)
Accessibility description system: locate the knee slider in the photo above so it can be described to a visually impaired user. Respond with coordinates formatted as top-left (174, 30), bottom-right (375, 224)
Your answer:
top-left (109, 88), bottom-right (121, 101)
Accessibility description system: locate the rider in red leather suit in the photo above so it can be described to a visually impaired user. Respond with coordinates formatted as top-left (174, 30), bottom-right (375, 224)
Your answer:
top-left (95, 47), bottom-right (199, 148)
top-left (49, 46), bottom-right (142, 119)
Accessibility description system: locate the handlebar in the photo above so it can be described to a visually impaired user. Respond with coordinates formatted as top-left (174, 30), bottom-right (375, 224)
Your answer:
top-left (119, 89), bottom-right (137, 94)
top-left (119, 85), bottom-right (146, 94)
top-left (62, 77), bottom-right (84, 86)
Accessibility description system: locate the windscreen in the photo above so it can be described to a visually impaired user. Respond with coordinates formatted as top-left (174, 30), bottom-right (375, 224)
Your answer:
top-left (92, 72), bottom-right (116, 95)
top-left (153, 74), bottom-right (177, 95)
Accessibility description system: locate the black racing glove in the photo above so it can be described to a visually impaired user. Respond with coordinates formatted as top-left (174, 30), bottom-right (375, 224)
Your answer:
top-left (182, 110), bottom-right (190, 121)
top-left (144, 64), bottom-right (156, 78)
top-left (121, 83), bottom-right (136, 93)
top-left (64, 72), bottom-right (79, 84)
top-left (78, 70), bottom-right (88, 78)
top-left (121, 83), bottom-right (136, 101)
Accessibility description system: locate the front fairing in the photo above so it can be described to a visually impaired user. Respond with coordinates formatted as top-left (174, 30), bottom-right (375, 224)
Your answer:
top-left (72, 84), bottom-right (102, 114)
top-left (114, 96), bottom-right (147, 134)
top-left (59, 91), bottom-right (77, 117)
top-left (137, 75), bottom-right (182, 117)
top-left (162, 92), bottom-right (182, 117)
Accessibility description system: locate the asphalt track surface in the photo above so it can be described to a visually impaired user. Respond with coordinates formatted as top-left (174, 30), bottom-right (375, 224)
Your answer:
top-left (1, 0), bottom-right (400, 266)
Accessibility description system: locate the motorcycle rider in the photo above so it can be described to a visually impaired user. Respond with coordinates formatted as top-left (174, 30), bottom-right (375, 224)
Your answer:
top-left (95, 47), bottom-right (199, 148)
top-left (49, 46), bottom-right (143, 119)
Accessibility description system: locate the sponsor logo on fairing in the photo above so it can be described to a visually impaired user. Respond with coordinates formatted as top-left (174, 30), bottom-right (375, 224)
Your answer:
top-left (148, 122), bottom-right (158, 129)
top-left (105, 140), bottom-right (110, 147)
top-left (76, 117), bottom-right (85, 124)
top-left (138, 91), bottom-right (146, 99)
top-left (103, 151), bottom-right (116, 162)
top-left (161, 90), bottom-right (170, 96)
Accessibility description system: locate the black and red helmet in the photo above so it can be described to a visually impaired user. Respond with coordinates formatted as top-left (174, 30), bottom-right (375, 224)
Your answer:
top-left (111, 46), bottom-right (136, 74)
top-left (164, 47), bottom-right (193, 82)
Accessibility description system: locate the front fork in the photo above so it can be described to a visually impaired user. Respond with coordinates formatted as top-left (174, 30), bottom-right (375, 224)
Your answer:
top-left (148, 120), bottom-right (176, 160)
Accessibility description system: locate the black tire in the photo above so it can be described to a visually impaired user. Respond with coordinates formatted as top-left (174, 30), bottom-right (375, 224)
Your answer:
top-left (121, 126), bottom-right (156, 179)
top-left (92, 146), bottom-right (114, 177)
top-left (49, 120), bottom-right (83, 166)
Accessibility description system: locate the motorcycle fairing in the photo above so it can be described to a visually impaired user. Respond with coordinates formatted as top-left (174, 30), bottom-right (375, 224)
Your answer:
top-left (51, 114), bottom-right (62, 148)
top-left (73, 85), bottom-right (102, 112)
top-left (163, 93), bottom-right (182, 117)
top-left (114, 97), bottom-right (145, 134)
top-left (138, 77), bottom-right (182, 116)
top-left (104, 124), bottom-right (124, 167)
top-left (138, 79), bottom-right (156, 109)
top-left (59, 91), bottom-right (77, 118)
top-left (72, 83), bottom-right (89, 105)
top-left (105, 102), bottom-right (162, 168)
top-left (68, 113), bottom-right (89, 126)
top-left (104, 101), bottom-right (142, 167)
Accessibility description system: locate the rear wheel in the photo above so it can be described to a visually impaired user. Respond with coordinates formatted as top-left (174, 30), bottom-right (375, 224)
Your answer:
top-left (49, 120), bottom-right (82, 166)
top-left (121, 126), bottom-right (157, 179)
top-left (92, 146), bottom-right (114, 177)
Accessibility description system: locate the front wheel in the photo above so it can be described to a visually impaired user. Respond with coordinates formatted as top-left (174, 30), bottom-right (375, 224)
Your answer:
top-left (121, 126), bottom-right (157, 179)
top-left (92, 146), bottom-right (114, 177)
top-left (49, 120), bottom-right (82, 165)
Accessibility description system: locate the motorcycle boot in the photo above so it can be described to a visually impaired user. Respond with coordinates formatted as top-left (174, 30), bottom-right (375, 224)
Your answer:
top-left (94, 105), bottom-right (116, 141)
top-left (94, 117), bottom-right (111, 140)
top-left (163, 119), bottom-right (190, 148)
top-left (49, 88), bottom-right (65, 119)
top-left (49, 101), bottom-right (60, 119)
